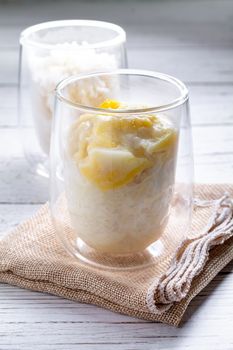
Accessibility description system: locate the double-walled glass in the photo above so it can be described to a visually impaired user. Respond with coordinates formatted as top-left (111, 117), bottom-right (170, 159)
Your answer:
top-left (50, 69), bottom-right (193, 269)
top-left (18, 20), bottom-right (127, 176)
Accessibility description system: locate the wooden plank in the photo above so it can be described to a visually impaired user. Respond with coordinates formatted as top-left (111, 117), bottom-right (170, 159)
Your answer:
top-left (0, 86), bottom-right (17, 126)
top-left (192, 126), bottom-right (233, 156)
top-left (0, 129), bottom-right (48, 203)
top-left (1, 46), bottom-right (233, 85)
top-left (0, 204), bottom-right (40, 232)
top-left (0, 153), bottom-right (231, 205)
top-left (0, 156), bottom-right (49, 204)
top-left (0, 126), bottom-right (232, 204)
top-left (0, 268), bottom-right (232, 349)
top-left (189, 85), bottom-right (233, 126)
top-left (129, 47), bottom-right (233, 84)
top-left (1, 85), bottom-right (233, 127)
top-left (2, 126), bottom-right (232, 158)
top-left (0, 49), bottom-right (18, 84)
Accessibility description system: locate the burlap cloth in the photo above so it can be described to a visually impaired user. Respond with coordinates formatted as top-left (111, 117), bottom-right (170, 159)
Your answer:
top-left (0, 184), bottom-right (233, 326)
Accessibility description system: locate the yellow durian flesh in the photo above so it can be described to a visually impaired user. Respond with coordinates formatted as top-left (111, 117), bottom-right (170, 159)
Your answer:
top-left (68, 100), bottom-right (177, 190)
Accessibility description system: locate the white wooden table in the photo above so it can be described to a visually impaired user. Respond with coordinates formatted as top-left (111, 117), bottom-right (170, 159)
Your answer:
top-left (0, 0), bottom-right (233, 348)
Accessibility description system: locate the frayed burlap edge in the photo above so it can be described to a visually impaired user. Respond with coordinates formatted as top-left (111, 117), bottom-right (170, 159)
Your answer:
top-left (146, 194), bottom-right (233, 315)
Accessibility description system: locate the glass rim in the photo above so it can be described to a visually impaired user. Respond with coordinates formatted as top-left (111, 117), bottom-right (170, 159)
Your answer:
top-left (19, 19), bottom-right (126, 50)
top-left (56, 69), bottom-right (189, 114)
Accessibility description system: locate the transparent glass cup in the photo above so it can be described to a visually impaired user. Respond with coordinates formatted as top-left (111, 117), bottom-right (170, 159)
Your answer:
top-left (18, 20), bottom-right (127, 177)
top-left (50, 69), bottom-right (194, 270)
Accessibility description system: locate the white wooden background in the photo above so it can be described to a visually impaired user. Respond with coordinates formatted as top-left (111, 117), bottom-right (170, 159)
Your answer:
top-left (0, 0), bottom-right (233, 349)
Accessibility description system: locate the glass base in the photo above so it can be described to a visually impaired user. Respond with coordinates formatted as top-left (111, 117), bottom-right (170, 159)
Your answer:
top-left (69, 238), bottom-right (165, 271)
top-left (34, 160), bottom-right (64, 180)
top-left (35, 161), bottom-right (50, 178)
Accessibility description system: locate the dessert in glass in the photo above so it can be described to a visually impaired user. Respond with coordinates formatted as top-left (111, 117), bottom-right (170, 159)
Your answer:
top-left (50, 69), bottom-right (194, 269)
top-left (18, 20), bottom-right (127, 176)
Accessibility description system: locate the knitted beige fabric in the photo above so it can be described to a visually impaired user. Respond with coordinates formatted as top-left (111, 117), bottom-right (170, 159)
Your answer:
top-left (0, 184), bottom-right (232, 326)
